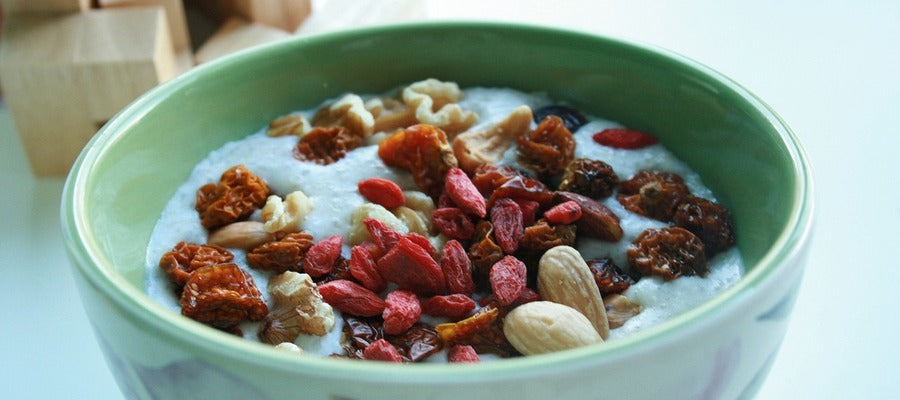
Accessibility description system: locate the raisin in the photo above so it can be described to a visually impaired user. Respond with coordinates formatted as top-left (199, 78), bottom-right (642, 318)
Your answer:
top-left (592, 128), bottom-right (658, 149)
top-left (517, 115), bottom-right (576, 175)
top-left (533, 105), bottom-right (587, 132)
top-left (490, 198), bottom-right (524, 254)
top-left (673, 195), bottom-right (736, 256)
top-left (376, 236), bottom-right (446, 295)
top-left (363, 339), bottom-right (404, 362)
top-left (180, 263), bottom-right (267, 329)
top-left (617, 170), bottom-right (689, 221)
top-left (558, 158), bottom-right (619, 199)
top-left (486, 175), bottom-right (554, 210)
top-left (554, 191), bottom-right (623, 241)
top-left (246, 232), bottom-right (313, 273)
top-left (195, 165), bottom-right (269, 230)
top-left (389, 323), bottom-right (443, 362)
top-left (519, 219), bottom-right (576, 254)
top-left (293, 126), bottom-right (362, 165)
top-left (316, 256), bottom-right (354, 284)
top-left (378, 124), bottom-right (458, 198)
top-left (440, 240), bottom-right (475, 296)
top-left (586, 258), bottom-right (635, 295)
top-left (343, 316), bottom-right (382, 359)
top-left (358, 178), bottom-right (405, 209)
top-left (467, 221), bottom-right (504, 290)
top-left (628, 227), bottom-right (708, 280)
top-left (471, 164), bottom-right (523, 198)
top-left (159, 242), bottom-right (233, 287)
top-left (318, 279), bottom-right (386, 316)
top-left (489, 256), bottom-right (527, 306)
top-left (448, 344), bottom-right (480, 362)
top-left (422, 294), bottom-right (476, 320)
top-left (543, 200), bottom-right (582, 225)
top-left (302, 235), bottom-right (343, 279)
top-left (432, 207), bottom-right (475, 241)
top-left (382, 290), bottom-right (421, 335)
top-left (349, 245), bottom-right (387, 293)
top-left (444, 167), bottom-right (487, 218)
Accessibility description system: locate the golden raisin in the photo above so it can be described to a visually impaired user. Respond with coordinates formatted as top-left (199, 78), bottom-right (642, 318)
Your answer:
top-left (673, 195), bottom-right (736, 256)
top-left (518, 219), bottom-right (577, 254)
top-left (516, 115), bottom-right (575, 175)
top-left (246, 232), bottom-right (315, 273)
top-left (378, 124), bottom-right (459, 198)
top-left (558, 158), bottom-right (619, 199)
top-left (627, 227), bottom-right (707, 280)
top-left (294, 126), bottom-right (362, 165)
top-left (180, 263), bottom-right (268, 329)
top-left (159, 241), bottom-right (233, 287)
top-left (195, 165), bottom-right (269, 230)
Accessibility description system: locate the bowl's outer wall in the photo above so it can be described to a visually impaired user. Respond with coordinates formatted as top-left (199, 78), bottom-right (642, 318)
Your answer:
top-left (65, 23), bottom-right (810, 400)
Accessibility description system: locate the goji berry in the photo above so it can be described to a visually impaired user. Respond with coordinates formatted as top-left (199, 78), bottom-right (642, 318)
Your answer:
top-left (544, 200), bottom-right (582, 225)
top-left (490, 198), bottom-right (524, 254)
top-left (382, 290), bottom-right (421, 335)
top-left (405, 232), bottom-right (435, 255)
top-left (432, 207), bottom-right (475, 241)
top-left (448, 344), bottom-right (480, 363)
top-left (478, 287), bottom-right (541, 309)
top-left (302, 235), bottom-right (343, 278)
top-left (592, 128), bottom-right (658, 149)
top-left (318, 279), bottom-right (386, 316)
top-left (358, 177), bottom-right (405, 209)
top-left (489, 256), bottom-right (527, 306)
top-left (444, 167), bottom-right (487, 218)
top-left (376, 237), bottom-right (446, 295)
top-left (363, 339), bottom-right (404, 362)
top-left (359, 240), bottom-right (384, 260)
top-left (363, 218), bottom-right (402, 253)
top-left (514, 199), bottom-right (540, 227)
top-left (349, 245), bottom-right (387, 293)
top-left (439, 240), bottom-right (474, 296)
top-left (422, 294), bottom-right (475, 320)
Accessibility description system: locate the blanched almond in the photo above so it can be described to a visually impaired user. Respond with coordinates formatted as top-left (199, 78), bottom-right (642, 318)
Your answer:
top-left (537, 245), bottom-right (610, 339)
top-left (503, 301), bottom-right (602, 355)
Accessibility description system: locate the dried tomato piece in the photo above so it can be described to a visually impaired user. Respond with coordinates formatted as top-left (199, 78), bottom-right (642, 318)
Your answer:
top-left (519, 219), bottom-right (577, 254)
top-left (448, 344), bottom-right (480, 362)
top-left (586, 258), bottom-right (635, 295)
top-left (195, 165), bottom-right (269, 230)
top-left (628, 227), bottom-right (708, 280)
top-left (435, 306), bottom-right (499, 344)
top-left (432, 207), bottom-right (475, 241)
top-left (390, 323), bottom-right (443, 362)
top-left (349, 245), bottom-right (387, 293)
top-left (555, 191), bottom-right (623, 241)
top-left (159, 242), bottom-right (234, 287)
top-left (517, 115), bottom-right (576, 175)
top-left (318, 279), bottom-right (386, 316)
top-left (444, 167), bottom-right (487, 217)
top-left (363, 218), bottom-right (403, 253)
top-left (293, 126), bottom-right (362, 165)
top-left (422, 294), bottom-right (476, 320)
top-left (543, 200), bottom-right (582, 225)
top-left (673, 195), bottom-right (736, 256)
top-left (302, 235), bottom-right (344, 279)
top-left (440, 240), bottom-right (474, 296)
top-left (617, 170), bottom-right (689, 221)
top-left (471, 164), bottom-right (523, 198)
top-left (490, 198), bottom-right (524, 254)
top-left (592, 128), bottom-right (658, 149)
top-left (383, 290), bottom-right (421, 335)
top-left (180, 263), bottom-right (267, 329)
top-left (533, 105), bottom-right (588, 132)
top-left (558, 158), bottom-right (619, 199)
top-left (486, 175), bottom-right (554, 210)
top-left (467, 221), bottom-right (504, 289)
top-left (246, 232), bottom-right (313, 273)
top-left (363, 339), bottom-right (404, 362)
top-left (358, 177), bottom-right (405, 209)
top-left (489, 256), bottom-right (527, 306)
top-left (378, 124), bottom-right (458, 198)
top-left (376, 236), bottom-right (446, 295)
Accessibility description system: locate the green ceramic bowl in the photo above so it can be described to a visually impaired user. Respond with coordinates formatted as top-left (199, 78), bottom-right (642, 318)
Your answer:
top-left (62, 22), bottom-right (812, 400)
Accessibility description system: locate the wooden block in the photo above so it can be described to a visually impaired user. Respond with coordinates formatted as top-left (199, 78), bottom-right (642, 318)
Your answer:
top-left (1, 0), bottom-right (89, 14)
top-left (0, 7), bottom-right (186, 176)
top-left (99, 0), bottom-right (193, 53)
top-left (194, 17), bottom-right (290, 64)
top-left (230, 0), bottom-right (310, 31)
top-left (295, 0), bottom-right (426, 35)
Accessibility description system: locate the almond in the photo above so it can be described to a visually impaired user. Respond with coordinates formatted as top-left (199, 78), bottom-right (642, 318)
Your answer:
top-left (537, 245), bottom-right (610, 339)
top-left (502, 301), bottom-right (602, 355)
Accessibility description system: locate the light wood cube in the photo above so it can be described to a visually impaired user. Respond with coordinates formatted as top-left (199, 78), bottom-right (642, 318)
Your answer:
top-left (194, 17), bottom-right (290, 64)
top-left (99, 0), bottom-right (193, 54)
top-left (0, 7), bottom-right (186, 176)
top-left (230, 0), bottom-right (311, 31)
top-left (1, 0), bottom-right (89, 14)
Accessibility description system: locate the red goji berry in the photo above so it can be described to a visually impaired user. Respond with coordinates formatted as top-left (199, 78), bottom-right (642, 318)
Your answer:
top-left (363, 339), bottom-right (404, 362)
top-left (383, 290), bottom-right (421, 335)
top-left (444, 167), bottom-right (487, 218)
top-left (376, 237), bottom-right (446, 295)
top-left (592, 128), bottom-right (658, 149)
top-left (514, 199), bottom-right (540, 227)
top-left (302, 235), bottom-right (343, 278)
top-left (490, 198), bottom-right (524, 254)
top-left (317, 279), bottom-right (386, 316)
top-left (489, 256), bottom-right (527, 306)
top-left (544, 200), bottom-right (583, 225)
top-left (359, 241), bottom-right (384, 260)
top-left (448, 344), bottom-right (480, 363)
top-left (363, 218), bottom-right (402, 253)
top-left (432, 207), bottom-right (475, 241)
top-left (349, 245), bottom-right (387, 293)
top-left (358, 177), bottom-right (405, 209)
top-left (405, 232), bottom-right (435, 255)
top-left (439, 240), bottom-right (474, 296)
top-left (422, 294), bottom-right (476, 320)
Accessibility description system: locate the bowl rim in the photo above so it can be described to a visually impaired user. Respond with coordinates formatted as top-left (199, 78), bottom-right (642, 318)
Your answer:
top-left (61, 21), bottom-right (814, 381)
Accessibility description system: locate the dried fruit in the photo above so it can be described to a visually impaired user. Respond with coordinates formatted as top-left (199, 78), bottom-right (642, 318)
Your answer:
top-left (421, 294), bottom-right (476, 320)
top-left (382, 290), bottom-right (421, 335)
top-left (471, 164), bottom-right (523, 197)
top-left (673, 195), bottom-right (736, 256)
top-left (302, 235), bottom-right (343, 279)
top-left (519, 219), bottom-right (577, 254)
top-left (515, 199), bottom-right (540, 227)
top-left (586, 258), bottom-right (635, 295)
top-left (358, 177), bottom-right (406, 209)
top-left (502, 301), bottom-right (603, 356)
top-left (208, 221), bottom-right (274, 250)
top-left (404, 232), bottom-right (435, 255)
top-left (195, 165), bottom-right (269, 230)
top-left (517, 115), bottom-right (576, 175)
top-left (432, 207), bottom-right (475, 241)
top-left (317, 279), bottom-right (386, 316)
top-left (604, 294), bottom-right (642, 329)
top-left (261, 190), bottom-right (313, 234)
top-left (490, 256), bottom-right (528, 306)
top-left (180, 263), bottom-right (268, 329)
top-left (159, 242), bottom-right (234, 287)
top-left (378, 124), bottom-right (458, 198)
top-left (246, 232), bottom-right (315, 273)
top-left (543, 200), bottom-right (582, 225)
top-left (349, 245), bottom-right (387, 293)
top-left (537, 246), bottom-right (610, 338)
top-left (435, 306), bottom-right (500, 344)
top-left (617, 170), bottom-right (689, 221)
top-left (628, 227), bottom-right (708, 280)
top-left (444, 167), bottom-right (487, 218)
top-left (293, 126), bottom-right (362, 165)
top-left (347, 203), bottom-right (408, 245)
top-left (376, 236), bottom-right (446, 295)
top-left (389, 323), bottom-right (443, 362)
top-left (453, 105), bottom-right (532, 173)
top-left (467, 221), bottom-right (505, 288)
top-left (440, 240), bottom-right (474, 296)
top-left (317, 256), bottom-right (354, 284)
top-left (592, 128), bottom-right (658, 149)
top-left (258, 272), bottom-right (335, 344)
top-left (363, 217), bottom-right (403, 253)
top-left (554, 191), bottom-right (623, 241)
top-left (533, 105), bottom-right (588, 132)
top-left (486, 175), bottom-right (554, 209)
top-left (448, 344), bottom-right (480, 362)
top-left (558, 158), bottom-right (619, 199)
top-left (490, 198), bottom-right (524, 254)
top-left (364, 339), bottom-right (404, 362)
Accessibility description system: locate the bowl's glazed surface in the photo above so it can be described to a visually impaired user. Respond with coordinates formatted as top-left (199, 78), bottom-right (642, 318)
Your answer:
top-left (62, 22), bottom-right (812, 400)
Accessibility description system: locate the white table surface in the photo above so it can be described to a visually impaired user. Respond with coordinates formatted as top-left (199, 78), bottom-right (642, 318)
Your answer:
top-left (2, 1), bottom-right (898, 398)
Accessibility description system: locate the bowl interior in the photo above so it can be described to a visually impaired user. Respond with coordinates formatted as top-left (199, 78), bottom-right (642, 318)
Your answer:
top-left (67, 22), bottom-right (805, 353)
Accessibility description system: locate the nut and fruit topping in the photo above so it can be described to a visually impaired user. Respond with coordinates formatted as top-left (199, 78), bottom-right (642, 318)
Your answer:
top-left (195, 164), bottom-right (269, 230)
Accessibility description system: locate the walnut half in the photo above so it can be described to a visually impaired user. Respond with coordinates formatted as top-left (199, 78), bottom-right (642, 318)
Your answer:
top-left (258, 272), bottom-right (335, 344)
